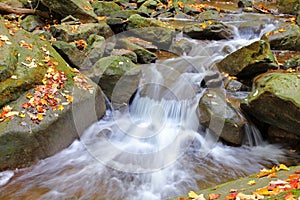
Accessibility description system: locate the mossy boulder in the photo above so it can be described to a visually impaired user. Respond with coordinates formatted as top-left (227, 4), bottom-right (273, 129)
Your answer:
top-left (111, 49), bottom-right (138, 63)
top-left (283, 55), bottom-right (300, 70)
top-left (267, 24), bottom-right (300, 51)
top-left (91, 1), bottom-right (121, 16)
top-left (50, 22), bottom-right (113, 42)
top-left (126, 14), bottom-right (175, 49)
top-left (199, 89), bottom-right (247, 145)
top-left (86, 56), bottom-right (141, 109)
top-left (20, 15), bottom-right (45, 32)
top-left (216, 40), bottom-right (278, 80)
top-left (52, 41), bottom-right (89, 69)
top-left (110, 10), bottom-right (139, 19)
top-left (277, 0), bottom-right (300, 15)
top-left (0, 28), bottom-right (106, 170)
top-left (116, 38), bottom-right (157, 64)
top-left (85, 34), bottom-right (106, 65)
top-left (238, 0), bottom-right (253, 8)
top-left (183, 21), bottom-right (234, 40)
top-left (41, 0), bottom-right (97, 22)
top-left (241, 71), bottom-right (300, 136)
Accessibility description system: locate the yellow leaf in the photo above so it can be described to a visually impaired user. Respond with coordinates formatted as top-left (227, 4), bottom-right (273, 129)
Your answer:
top-left (65, 95), bottom-right (73, 103)
top-left (188, 191), bottom-right (199, 199)
top-left (255, 187), bottom-right (274, 196)
top-left (278, 28), bottom-right (286, 33)
top-left (19, 113), bottom-right (26, 118)
top-left (26, 92), bottom-right (33, 99)
top-left (56, 105), bottom-right (64, 111)
top-left (3, 105), bottom-right (12, 112)
top-left (37, 113), bottom-right (44, 121)
top-left (201, 23), bottom-right (207, 29)
top-left (276, 164), bottom-right (289, 171)
top-left (177, 1), bottom-right (184, 9)
top-left (207, 21), bottom-right (213, 25)
top-left (247, 180), bottom-right (256, 186)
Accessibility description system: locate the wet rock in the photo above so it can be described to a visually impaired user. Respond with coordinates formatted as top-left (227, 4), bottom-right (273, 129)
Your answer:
top-left (116, 38), bottom-right (157, 63)
top-left (126, 37), bottom-right (158, 52)
top-left (0, 28), bottom-right (106, 170)
top-left (157, 11), bottom-right (174, 19)
top-left (52, 41), bottom-right (89, 69)
top-left (137, 0), bottom-right (161, 16)
top-left (224, 79), bottom-right (250, 92)
top-left (216, 40), bottom-right (278, 80)
top-left (169, 38), bottom-right (193, 55)
top-left (198, 89), bottom-right (247, 145)
top-left (268, 126), bottom-right (300, 149)
top-left (238, 0), bottom-right (253, 8)
top-left (20, 15), bottom-right (44, 32)
top-left (50, 22), bottom-right (114, 42)
top-left (183, 21), bottom-right (234, 40)
top-left (174, 11), bottom-right (193, 20)
top-left (91, 1), bottom-right (121, 16)
top-left (200, 71), bottom-right (223, 88)
top-left (283, 55), bottom-right (300, 70)
top-left (267, 24), bottom-right (300, 51)
top-left (277, 0), bottom-right (300, 15)
top-left (85, 34), bottom-right (106, 65)
top-left (111, 49), bottom-right (138, 63)
top-left (86, 56), bottom-right (141, 109)
top-left (41, 0), bottom-right (97, 22)
top-left (241, 71), bottom-right (300, 136)
top-left (126, 14), bottom-right (176, 48)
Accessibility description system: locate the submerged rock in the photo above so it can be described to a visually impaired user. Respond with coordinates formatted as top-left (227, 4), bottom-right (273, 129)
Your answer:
top-left (41, 0), bottom-right (97, 22)
top-left (0, 28), bottom-right (106, 170)
top-left (241, 71), bottom-right (300, 136)
top-left (198, 89), bottom-right (247, 145)
top-left (183, 21), bottom-right (234, 40)
top-left (216, 39), bottom-right (278, 80)
top-left (50, 23), bottom-right (113, 42)
top-left (86, 56), bottom-right (141, 109)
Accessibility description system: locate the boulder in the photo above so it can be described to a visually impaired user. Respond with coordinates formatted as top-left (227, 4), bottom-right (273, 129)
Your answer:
top-left (137, 0), bottom-right (162, 16)
top-left (50, 22), bottom-right (114, 42)
top-left (126, 14), bottom-right (175, 49)
top-left (85, 34), bottom-right (106, 65)
top-left (169, 38), bottom-right (193, 55)
top-left (52, 41), bottom-right (89, 69)
top-left (267, 24), bottom-right (300, 51)
top-left (198, 89), bottom-right (247, 145)
top-left (241, 71), bottom-right (300, 136)
top-left (216, 40), bottom-right (278, 80)
top-left (111, 49), bottom-right (138, 63)
top-left (116, 38), bottom-right (157, 64)
top-left (197, 10), bottom-right (220, 22)
top-left (277, 0), bottom-right (300, 15)
top-left (106, 18), bottom-right (126, 34)
top-left (20, 15), bottom-right (44, 32)
top-left (268, 126), bottom-right (300, 149)
top-left (0, 28), bottom-right (106, 170)
top-left (86, 56), bottom-right (141, 109)
top-left (238, 0), bottom-right (253, 8)
top-left (183, 21), bottom-right (234, 40)
top-left (110, 10), bottom-right (139, 19)
top-left (91, 1), bottom-right (121, 16)
top-left (41, 0), bottom-right (97, 22)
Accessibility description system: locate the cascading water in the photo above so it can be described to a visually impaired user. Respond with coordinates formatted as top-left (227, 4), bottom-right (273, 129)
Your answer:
top-left (0, 21), bottom-right (288, 200)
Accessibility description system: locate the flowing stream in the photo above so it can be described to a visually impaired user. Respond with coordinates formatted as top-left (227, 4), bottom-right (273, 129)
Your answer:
top-left (0, 17), bottom-right (290, 200)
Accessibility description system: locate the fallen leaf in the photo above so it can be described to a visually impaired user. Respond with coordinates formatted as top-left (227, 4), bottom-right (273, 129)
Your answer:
top-left (188, 191), bottom-right (199, 199)
top-left (208, 193), bottom-right (220, 200)
top-left (247, 180), bottom-right (256, 186)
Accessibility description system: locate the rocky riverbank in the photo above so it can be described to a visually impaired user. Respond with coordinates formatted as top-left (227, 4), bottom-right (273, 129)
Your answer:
top-left (0, 0), bottom-right (299, 194)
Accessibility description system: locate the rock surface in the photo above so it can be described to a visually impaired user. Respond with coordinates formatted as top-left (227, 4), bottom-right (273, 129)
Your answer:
top-left (199, 89), bottom-right (247, 145)
top-left (217, 40), bottom-right (278, 80)
top-left (0, 26), bottom-right (106, 170)
top-left (241, 71), bottom-right (300, 136)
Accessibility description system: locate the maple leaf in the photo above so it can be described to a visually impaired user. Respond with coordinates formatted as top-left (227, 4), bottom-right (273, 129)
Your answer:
top-left (188, 191), bottom-right (199, 199)
top-left (276, 164), bottom-right (290, 171)
top-left (208, 193), bottom-right (220, 200)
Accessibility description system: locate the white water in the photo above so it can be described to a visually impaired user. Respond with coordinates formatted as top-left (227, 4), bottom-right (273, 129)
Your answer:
top-left (0, 24), bottom-right (288, 199)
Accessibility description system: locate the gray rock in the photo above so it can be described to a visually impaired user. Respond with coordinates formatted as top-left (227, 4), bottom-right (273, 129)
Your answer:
top-left (20, 15), bottom-right (44, 32)
top-left (110, 10), bottom-right (139, 19)
top-left (86, 56), bottom-right (141, 109)
top-left (86, 34), bottom-right (106, 65)
top-left (52, 41), bottom-right (89, 69)
top-left (91, 1), bottom-right (121, 16)
top-left (41, 0), bottom-right (97, 22)
top-left (199, 89), bottom-right (247, 145)
top-left (183, 21), bottom-right (234, 40)
top-left (116, 38), bottom-right (157, 64)
top-left (111, 49), bottom-right (138, 63)
top-left (278, 0), bottom-right (300, 15)
top-left (238, 0), bottom-right (253, 8)
top-left (50, 22), bottom-right (114, 42)
top-left (169, 38), bottom-right (193, 55)
top-left (197, 10), bottom-right (220, 22)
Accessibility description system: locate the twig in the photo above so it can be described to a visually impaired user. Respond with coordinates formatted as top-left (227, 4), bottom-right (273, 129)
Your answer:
top-left (0, 2), bottom-right (50, 19)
